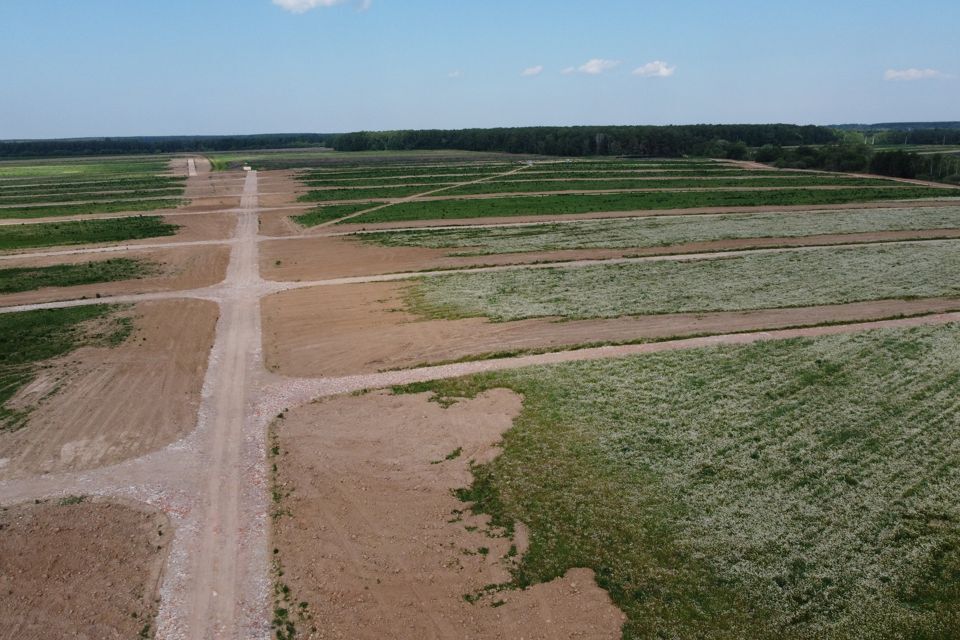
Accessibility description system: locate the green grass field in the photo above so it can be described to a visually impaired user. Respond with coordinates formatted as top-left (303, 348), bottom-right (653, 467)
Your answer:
top-left (361, 206), bottom-right (960, 254)
top-left (0, 188), bottom-right (185, 205)
top-left (397, 322), bottom-right (960, 638)
top-left (298, 177), bottom-right (904, 203)
top-left (0, 216), bottom-right (178, 251)
top-left (291, 204), bottom-right (372, 227)
top-left (342, 187), bottom-right (952, 223)
top-left (0, 198), bottom-right (183, 220)
top-left (408, 240), bottom-right (960, 321)
top-left (0, 305), bottom-right (132, 430)
top-left (0, 258), bottom-right (158, 294)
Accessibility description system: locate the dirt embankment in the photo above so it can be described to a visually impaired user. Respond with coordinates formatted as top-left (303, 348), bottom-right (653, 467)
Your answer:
top-left (261, 281), bottom-right (960, 377)
top-left (259, 229), bottom-right (960, 281)
top-left (0, 245), bottom-right (229, 306)
top-left (271, 389), bottom-right (625, 639)
top-left (0, 498), bottom-right (170, 639)
top-left (0, 299), bottom-right (218, 480)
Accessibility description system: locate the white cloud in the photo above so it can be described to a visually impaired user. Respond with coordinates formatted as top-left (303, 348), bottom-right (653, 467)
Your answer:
top-left (561, 66), bottom-right (576, 75)
top-left (633, 60), bottom-right (676, 78)
top-left (521, 65), bottom-right (544, 77)
top-left (272, 0), bottom-right (369, 13)
top-left (884, 68), bottom-right (948, 81)
top-left (576, 58), bottom-right (621, 75)
top-left (448, 70), bottom-right (463, 78)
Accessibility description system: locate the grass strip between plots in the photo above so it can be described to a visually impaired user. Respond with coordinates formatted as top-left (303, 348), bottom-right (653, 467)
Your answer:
top-left (0, 305), bottom-right (132, 431)
top-left (0, 258), bottom-right (159, 294)
top-left (343, 187), bottom-right (953, 223)
top-left (395, 322), bottom-right (960, 638)
top-left (0, 216), bottom-right (178, 251)
top-left (361, 206), bottom-right (960, 254)
top-left (407, 240), bottom-right (960, 321)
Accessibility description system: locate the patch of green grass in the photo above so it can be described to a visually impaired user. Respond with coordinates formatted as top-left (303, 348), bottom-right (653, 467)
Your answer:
top-left (291, 204), bottom-right (374, 227)
top-left (0, 188), bottom-right (185, 205)
top-left (0, 216), bottom-right (178, 251)
top-left (297, 185), bottom-right (439, 202)
top-left (0, 198), bottom-right (183, 220)
top-left (0, 305), bottom-right (133, 430)
top-left (0, 258), bottom-right (158, 294)
top-left (0, 176), bottom-right (185, 195)
top-left (408, 240), bottom-right (960, 321)
top-left (344, 187), bottom-right (952, 223)
top-left (58, 495), bottom-right (87, 506)
top-left (361, 206), bottom-right (960, 255)
top-left (396, 323), bottom-right (960, 638)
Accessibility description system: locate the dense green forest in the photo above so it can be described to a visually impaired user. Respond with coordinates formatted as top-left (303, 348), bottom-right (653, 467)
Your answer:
top-left (755, 143), bottom-right (960, 184)
top-left (1, 125), bottom-right (835, 159)
top-left (331, 125), bottom-right (838, 156)
top-left (0, 134), bottom-right (335, 158)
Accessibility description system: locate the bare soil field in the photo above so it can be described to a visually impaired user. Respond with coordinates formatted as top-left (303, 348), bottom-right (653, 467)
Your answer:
top-left (0, 299), bottom-right (217, 479)
top-left (0, 498), bottom-right (169, 640)
top-left (261, 280), bottom-right (960, 376)
top-left (271, 389), bottom-right (625, 639)
top-left (259, 228), bottom-right (960, 281)
top-left (0, 245), bottom-right (229, 306)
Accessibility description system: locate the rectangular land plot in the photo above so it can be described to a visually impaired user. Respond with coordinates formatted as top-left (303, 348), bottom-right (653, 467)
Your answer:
top-left (407, 240), bottom-right (960, 320)
top-left (398, 322), bottom-right (960, 638)
top-left (361, 206), bottom-right (960, 254)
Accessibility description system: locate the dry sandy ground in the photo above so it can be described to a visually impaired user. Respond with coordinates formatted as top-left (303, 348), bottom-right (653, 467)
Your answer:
top-left (272, 389), bottom-right (625, 639)
top-left (261, 281), bottom-right (960, 377)
top-left (259, 228), bottom-right (960, 281)
top-left (256, 171), bottom-right (306, 208)
top-left (0, 498), bottom-right (170, 640)
top-left (0, 299), bottom-right (217, 480)
top-left (0, 244), bottom-right (229, 306)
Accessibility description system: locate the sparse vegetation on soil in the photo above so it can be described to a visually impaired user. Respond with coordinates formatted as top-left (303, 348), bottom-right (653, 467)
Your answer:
top-left (407, 240), bottom-right (960, 321)
top-left (0, 305), bottom-right (131, 430)
top-left (397, 322), bottom-right (960, 638)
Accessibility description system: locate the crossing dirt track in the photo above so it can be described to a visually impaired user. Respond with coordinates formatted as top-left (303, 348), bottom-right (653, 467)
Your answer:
top-left (2, 153), bottom-right (960, 639)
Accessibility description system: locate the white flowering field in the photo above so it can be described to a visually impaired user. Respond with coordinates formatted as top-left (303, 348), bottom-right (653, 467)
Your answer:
top-left (408, 239), bottom-right (960, 320)
top-left (363, 206), bottom-right (960, 255)
top-left (400, 323), bottom-right (960, 638)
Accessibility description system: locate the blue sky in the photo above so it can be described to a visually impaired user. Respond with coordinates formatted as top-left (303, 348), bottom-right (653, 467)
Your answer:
top-left (2, 0), bottom-right (958, 138)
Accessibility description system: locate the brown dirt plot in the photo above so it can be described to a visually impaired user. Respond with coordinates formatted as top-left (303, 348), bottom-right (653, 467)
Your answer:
top-left (0, 244), bottom-right (229, 306)
top-left (0, 499), bottom-right (169, 640)
top-left (271, 389), bottom-right (625, 639)
top-left (0, 299), bottom-right (218, 480)
top-left (261, 281), bottom-right (960, 377)
top-left (259, 229), bottom-right (960, 281)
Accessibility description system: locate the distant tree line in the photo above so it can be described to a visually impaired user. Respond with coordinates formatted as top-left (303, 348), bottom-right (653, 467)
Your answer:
top-left (755, 143), bottom-right (960, 184)
top-left (0, 134), bottom-right (336, 158)
top-left (331, 125), bottom-right (838, 157)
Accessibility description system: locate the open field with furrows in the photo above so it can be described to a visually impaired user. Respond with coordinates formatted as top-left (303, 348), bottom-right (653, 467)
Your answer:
top-left (394, 322), bottom-right (960, 639)
top-left (206, 148), bottom-right (535, 171)
top-left (360, 206), bottom-right (960, 254)
top-left (0, 157), bottom-right (188, 219)
top-left (407, 240), bottom-right (960, 321)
